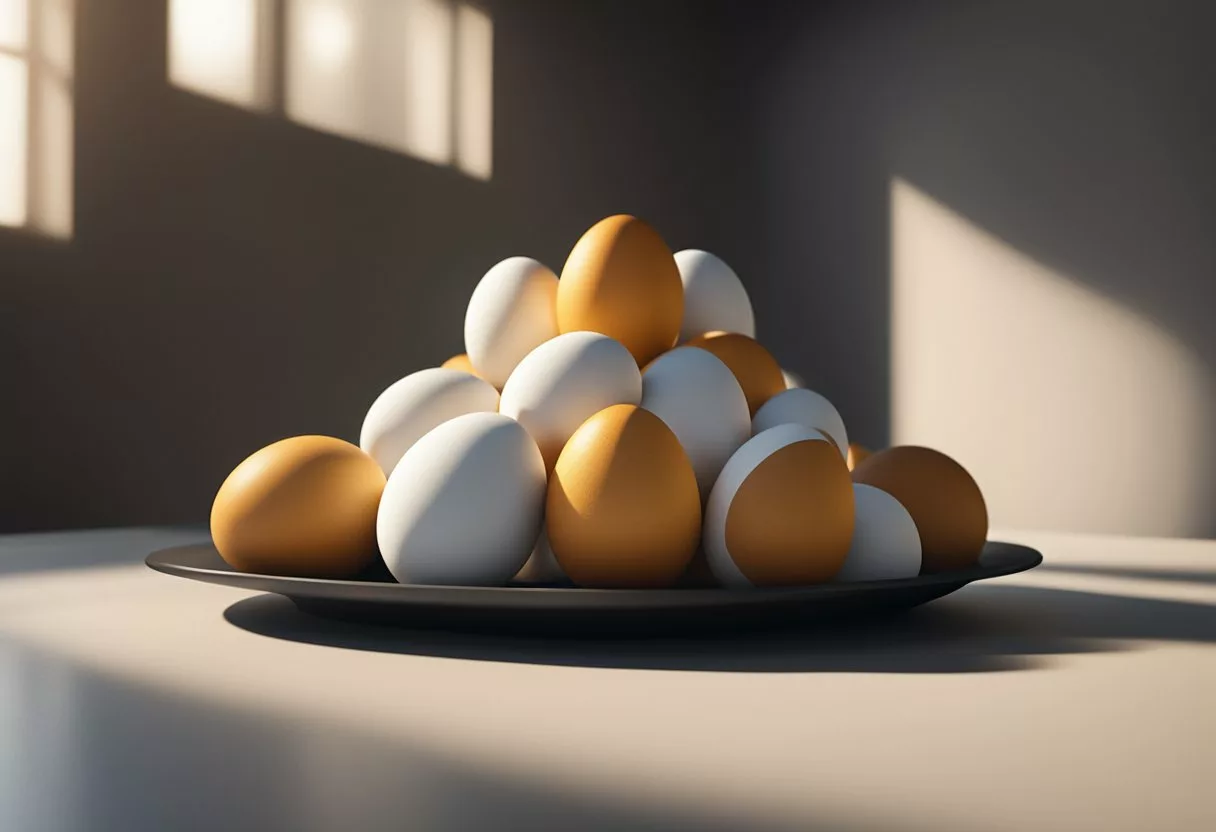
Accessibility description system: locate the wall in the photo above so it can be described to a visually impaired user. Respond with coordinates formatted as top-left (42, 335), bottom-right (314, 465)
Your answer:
top-left (1, 0), bottom-right (733, 531)
top-left (8, 0), bottom-right (1215, 539)
top-left (735, 0), bottom-right (1216, 538)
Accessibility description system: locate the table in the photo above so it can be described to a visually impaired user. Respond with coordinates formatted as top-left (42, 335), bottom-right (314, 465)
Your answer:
top-left (0, 527), bottom-right (1212, 832)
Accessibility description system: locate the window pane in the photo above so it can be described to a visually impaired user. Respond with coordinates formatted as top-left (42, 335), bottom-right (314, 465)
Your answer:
top-left (0, 0), bottom-right (28, 52)
top-left (455, 3), bottom-right (492, 180)
top-left (0, 53), bottom-right (28, 227)
top-left (38, 0), bottom-right (74, 79)
top-left (285, 0), bottom-right (362, 143)
top-left (401, 0), bottom-right (453, 166)
top-left (286, 0), bottom-right (454, 167)
top-left (32, 73), bottom-right (72, 237)
top-left (168, 0), bottom-right (272, 109)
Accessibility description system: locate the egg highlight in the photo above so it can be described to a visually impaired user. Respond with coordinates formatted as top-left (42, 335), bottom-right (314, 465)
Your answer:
top-left (846, 443), bottom-right (872, 472)
top-left (464, 256), bottom-right (559, 389)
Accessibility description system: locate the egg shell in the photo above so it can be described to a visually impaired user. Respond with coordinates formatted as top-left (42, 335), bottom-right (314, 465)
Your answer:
top-left (674, 249), bottom-right (755, 341)
top-left (547, 404), bottom-right (701, 588)
top-left (441, 353), bottom-right (487, 381)
top-left (836, 484), bottom-right (922, 582)
top-left (752, 387), bottom-right (849, 460)
top-left (705, 424), bottom-right (854, 588)
top-left (498, 331), bottom-right (642, 471)
top-left (210, 435), bottom-right (385, 578)
top-left (640, 346), bottom-right (751, 499)
top-left (851, 446), bottom-right (988, 572)
top-left (846, 443), bottom-right (872, 472)
top-left (514, 527), bottom-right (567, 584)
top-left (683, 331), bottom-right (785, 416)
top-left (359, 368), bottom-right (500, 477)
top-left (377, 412), bottom-right (546, 586)
top-left (464, 256), bottom-right (559, 389)
top-left (781, 369), bottom-right (804, 389)
top-left (557, 215), bottom-right (684, 367)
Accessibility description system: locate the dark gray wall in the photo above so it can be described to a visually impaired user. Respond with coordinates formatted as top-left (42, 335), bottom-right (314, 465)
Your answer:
top-left (6, 1), bottom-right (1215, 534)
top-left (732, 0), bottom-right (1216, 460)
top-left (1, 0), bottom-right (733, 531)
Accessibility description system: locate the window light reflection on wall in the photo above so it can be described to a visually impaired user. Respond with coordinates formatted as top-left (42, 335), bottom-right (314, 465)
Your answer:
top-left (0, 0), bottom-right (75, 238)
top-left (168, 0), bottom-right (274, 111)
top-left (168, 0), bottom-right (494, 180)
top-left (890, 177), bottom-right (1215, 538)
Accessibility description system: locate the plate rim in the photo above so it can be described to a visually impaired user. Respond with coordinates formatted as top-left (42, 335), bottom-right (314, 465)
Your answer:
top-left (145, 540), bottom-right (1043, 604)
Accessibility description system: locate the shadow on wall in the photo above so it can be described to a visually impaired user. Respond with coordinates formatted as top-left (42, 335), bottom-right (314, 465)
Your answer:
top-left (735, 0), bottom-right (1216, 538)
top-left (1, 0), bottom-right (729, 532)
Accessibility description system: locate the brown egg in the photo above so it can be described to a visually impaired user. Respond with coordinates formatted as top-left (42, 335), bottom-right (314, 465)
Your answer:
top-left (684, 331), bottom-right (785, 416)
top-left (557, 215), bottom-right (684, 367)
top-left (210, 435), bottom-right (386, 577)
top-left (547, 404), bottom-right (701, 588)
top-left (851, 446), bottom-right (988, 572)
top-left (706, 427), bottom-right (854, 587)
top-left (846, 443), bottom-right (872, 471)
top-left (441, 353), bottom-right (484, 379)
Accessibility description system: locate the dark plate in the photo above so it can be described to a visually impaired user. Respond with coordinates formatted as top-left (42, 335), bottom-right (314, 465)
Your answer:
top-left (146, 542), bottom-right (1042, 637)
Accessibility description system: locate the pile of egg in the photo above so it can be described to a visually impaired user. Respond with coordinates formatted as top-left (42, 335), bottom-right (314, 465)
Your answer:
top-left (210, 215), bottom-right (989, 589)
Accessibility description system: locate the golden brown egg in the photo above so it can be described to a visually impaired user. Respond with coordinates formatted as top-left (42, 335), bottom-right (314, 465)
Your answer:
top-left (851, 445), bottom-right (988, 572)
top-left (705, 426), bottom-right (854, 587)
top-left (557, 215), bottom-right (684, 367)
top-left (846, 443), bottom-right (872, 471)
top-left (440, 353), bottom-right (492, 383)
top-left (683, 331), bottom-right (786, 416)
top-left (547, 404), bottom-right (701, 588)
top-left (210, 435), bottom-right (386, 578)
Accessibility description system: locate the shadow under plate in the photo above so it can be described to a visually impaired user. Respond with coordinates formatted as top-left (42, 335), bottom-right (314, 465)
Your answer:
top-left (146, 542), bottom-right (1041, 638)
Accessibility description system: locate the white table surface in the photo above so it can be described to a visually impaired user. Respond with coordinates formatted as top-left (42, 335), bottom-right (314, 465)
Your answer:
top-left (0, 527), bottom-right (1212, 832)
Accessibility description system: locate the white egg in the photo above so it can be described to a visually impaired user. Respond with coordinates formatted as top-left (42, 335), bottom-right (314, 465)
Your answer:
top-left (464, 256), bottom-right (560, 389)
top-left (377, 412), bottom-right (546, 586)
top-left (781, 368), bottom-right (803, 389)
top-left (752, 387), bottom-right (848, 459)
top-left (498, 331), bottom-right (642, 470)
top-left (837, 484), bottom-right (922, 582)
top-left (674, 249), bottom-right (755, 341)
top-left (514, 526), bottom-right (567, 584)
top-left (641, 346), bottom-right (751, 499)
top-left (360, 368), bottom-right (500, 476)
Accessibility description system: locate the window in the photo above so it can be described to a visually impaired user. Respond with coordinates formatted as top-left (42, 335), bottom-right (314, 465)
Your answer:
top-left (0, 0), bottom-right (74, 238)
top-left (168, 0), bottom-right (492, 180)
